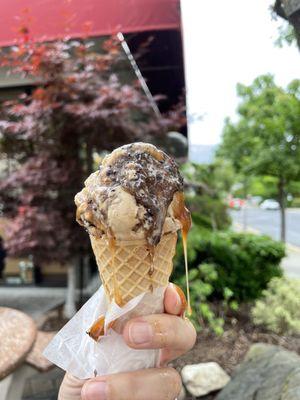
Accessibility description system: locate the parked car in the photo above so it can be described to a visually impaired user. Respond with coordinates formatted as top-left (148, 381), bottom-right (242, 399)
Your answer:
top-left (260, 199), bottom-right (280, 210)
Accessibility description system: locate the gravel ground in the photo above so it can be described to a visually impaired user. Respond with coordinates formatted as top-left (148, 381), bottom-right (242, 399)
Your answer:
top-left (171, 309), bottom-right (300, 399)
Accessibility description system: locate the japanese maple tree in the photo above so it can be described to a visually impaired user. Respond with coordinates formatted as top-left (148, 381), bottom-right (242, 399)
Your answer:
top-left (0, 35), bottom-right (184, 266)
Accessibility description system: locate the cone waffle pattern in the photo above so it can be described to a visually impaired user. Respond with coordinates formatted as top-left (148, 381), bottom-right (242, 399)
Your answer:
top-left (90, 233), bottom-right (177, 305)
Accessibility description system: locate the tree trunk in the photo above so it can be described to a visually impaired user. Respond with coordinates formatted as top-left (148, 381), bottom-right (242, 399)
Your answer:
top-left (86, 140), bottom-right (93, 175)
top-left (64, 260), bottom-right (78, 318)
top-left (278, 178), bottom-right (286, 242)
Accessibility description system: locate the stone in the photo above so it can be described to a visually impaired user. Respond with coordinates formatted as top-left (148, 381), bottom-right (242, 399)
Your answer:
top-left (181, 362), bottom-right (230, 397)
top-left (216, 343), bottom-right (300, 400)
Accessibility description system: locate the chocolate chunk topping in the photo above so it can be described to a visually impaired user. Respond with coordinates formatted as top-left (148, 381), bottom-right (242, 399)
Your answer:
top-left (99, 143), bottom-right (183, 245)
top-left (76, 143), bottom-right (184, 246)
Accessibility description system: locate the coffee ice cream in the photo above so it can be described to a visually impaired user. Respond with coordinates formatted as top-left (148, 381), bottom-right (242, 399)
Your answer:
top-left (75, 142), bottom-right (185, 246)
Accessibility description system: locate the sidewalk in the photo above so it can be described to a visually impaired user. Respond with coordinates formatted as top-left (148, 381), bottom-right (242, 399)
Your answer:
top-left (0, 286), bottom-right (66, 320)
top-left (233, 223), bottom-right (300, 279)
top-left (0, 274), bottom-right (100, 320)
top-left (281, 247), bottom-right (300, 278)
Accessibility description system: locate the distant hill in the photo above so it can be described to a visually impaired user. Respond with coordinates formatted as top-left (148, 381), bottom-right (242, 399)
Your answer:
top-left (189, 144), bottom-right (218, 164)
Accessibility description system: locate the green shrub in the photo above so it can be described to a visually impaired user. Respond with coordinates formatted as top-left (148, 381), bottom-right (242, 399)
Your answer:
top-left (174, 227), bottom-right (284, 303)
top-left (180, 162), bottom-right (232, 232)
top-left (252, 277), bottom-right (300, 335)
top-left (175, 263), bottom-right (238, 335)
top-left (291, 197), bottom-right (300, 208)
top-left (186, 194), bottom-right (231, 231)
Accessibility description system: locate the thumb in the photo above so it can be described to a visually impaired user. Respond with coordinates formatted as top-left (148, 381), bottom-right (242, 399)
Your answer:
top-left (58, 373), bottom-right (87, 400)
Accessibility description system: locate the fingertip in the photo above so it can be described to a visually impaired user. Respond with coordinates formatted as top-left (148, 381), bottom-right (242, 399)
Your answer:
top-left (82, 379), bottom-right (108, 400)
top-left (164, 283), bottom-right (183, 315)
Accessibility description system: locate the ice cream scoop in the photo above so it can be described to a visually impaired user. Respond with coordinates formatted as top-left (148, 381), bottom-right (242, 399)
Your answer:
top-left (75, 142), bottom-right (185, 246)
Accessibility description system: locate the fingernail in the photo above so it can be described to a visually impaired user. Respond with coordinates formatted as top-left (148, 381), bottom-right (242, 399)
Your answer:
top-left (83, 380), bottom-right (107, 400)
top-left (172, 283), bottom-right (187, 315)
top-left (171, 283), bottom-right (182, 309)
top-left (129, 321), bottom-right (153, 345)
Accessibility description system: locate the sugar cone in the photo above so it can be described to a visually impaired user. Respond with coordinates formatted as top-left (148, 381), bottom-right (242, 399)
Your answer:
top-left (90, 232), bottom-right (177, 306)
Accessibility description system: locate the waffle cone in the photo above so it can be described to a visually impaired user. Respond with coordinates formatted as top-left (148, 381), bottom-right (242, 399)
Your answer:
top-left (90, 232), bottom-right (177, 305)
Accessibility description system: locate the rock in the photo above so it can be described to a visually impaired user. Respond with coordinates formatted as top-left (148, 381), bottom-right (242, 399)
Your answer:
top-left (216, 343), bottom-right (300, 400)
top-left (181, 362), bottom-right (230, 397)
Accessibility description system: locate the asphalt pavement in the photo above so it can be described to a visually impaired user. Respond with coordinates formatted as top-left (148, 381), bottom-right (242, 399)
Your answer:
top-left (230, 208), bottom-right (300, 247)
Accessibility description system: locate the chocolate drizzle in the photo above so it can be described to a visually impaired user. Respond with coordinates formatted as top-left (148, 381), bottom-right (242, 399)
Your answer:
top-left (76, 143), bottom-right (184, 246)
top-left (100, 143), bottom-right (183, 245)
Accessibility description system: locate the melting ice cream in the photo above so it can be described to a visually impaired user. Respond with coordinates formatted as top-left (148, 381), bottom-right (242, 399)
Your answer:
top-left (75, 142), bottom-right (185, 246)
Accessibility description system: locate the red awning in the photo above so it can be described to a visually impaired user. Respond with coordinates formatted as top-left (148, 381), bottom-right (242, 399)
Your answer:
top-left (0, 0), bottom-right (180, 47)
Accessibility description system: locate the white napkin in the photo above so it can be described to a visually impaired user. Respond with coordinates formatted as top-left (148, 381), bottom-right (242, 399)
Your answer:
top-left (43, 286), bottom-right (166, 379)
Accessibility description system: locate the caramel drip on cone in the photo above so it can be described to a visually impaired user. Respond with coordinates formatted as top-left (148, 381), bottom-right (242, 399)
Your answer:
top-left (173, 192), bottom-right (192, 316)
top-left (108, 230), bottom-right (123, 306)
top-left (147, 245), bottom-right (155, 276)
top-left (87, 315), bottom-right (105, 341)
top-left (87, 315), bottom-right (117, 342)
top-left (182, 230), bottom-right (192, 316)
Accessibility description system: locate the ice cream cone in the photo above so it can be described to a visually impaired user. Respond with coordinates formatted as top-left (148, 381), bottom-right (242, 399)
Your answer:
top-left (90, 232), bottom-right (177, 306)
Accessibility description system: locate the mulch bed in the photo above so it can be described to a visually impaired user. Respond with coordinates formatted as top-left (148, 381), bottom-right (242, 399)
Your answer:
top-left (173, 307), bottom-right (300, 375)
top-left (171, 307), bottom-right (300, 399)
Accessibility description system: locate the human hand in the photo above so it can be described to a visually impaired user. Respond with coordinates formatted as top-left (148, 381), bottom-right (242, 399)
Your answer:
top-left (58, 283), bottom-right (196, 400)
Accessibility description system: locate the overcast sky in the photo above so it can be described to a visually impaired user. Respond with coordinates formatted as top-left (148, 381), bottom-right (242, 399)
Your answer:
top-left (181, 0), bottom-right (300, 146)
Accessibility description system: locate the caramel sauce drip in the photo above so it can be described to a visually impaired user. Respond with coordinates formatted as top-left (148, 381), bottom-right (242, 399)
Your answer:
top-left (87, 316), bottom-right (116, 342)
top-left (147, 245), bottom-right (155, 292)
top-left (87, 315), bottom-right (105, 341)
top-left (148, 245), bottom-right (155, 275)
top-left (173, 192), bottom-right (192, 316)
top-left (182, 233), bottom-right (192, 315)
top-left (108, 231), bottom-right (123, 306)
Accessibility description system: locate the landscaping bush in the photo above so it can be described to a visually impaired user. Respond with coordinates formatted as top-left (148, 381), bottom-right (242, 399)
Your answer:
top-left (252, 277), bottom-right (300, 335)
top-left (291, 197), bottom-right (300, 208)
top-left (176, 262), bottom-right (238, 334)
top-left (186, 194), bottom-right (231, 231)
top-left (180, 162), bottom-right (232, 231)
top-left (173, 228), bottom-right (285, 303)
